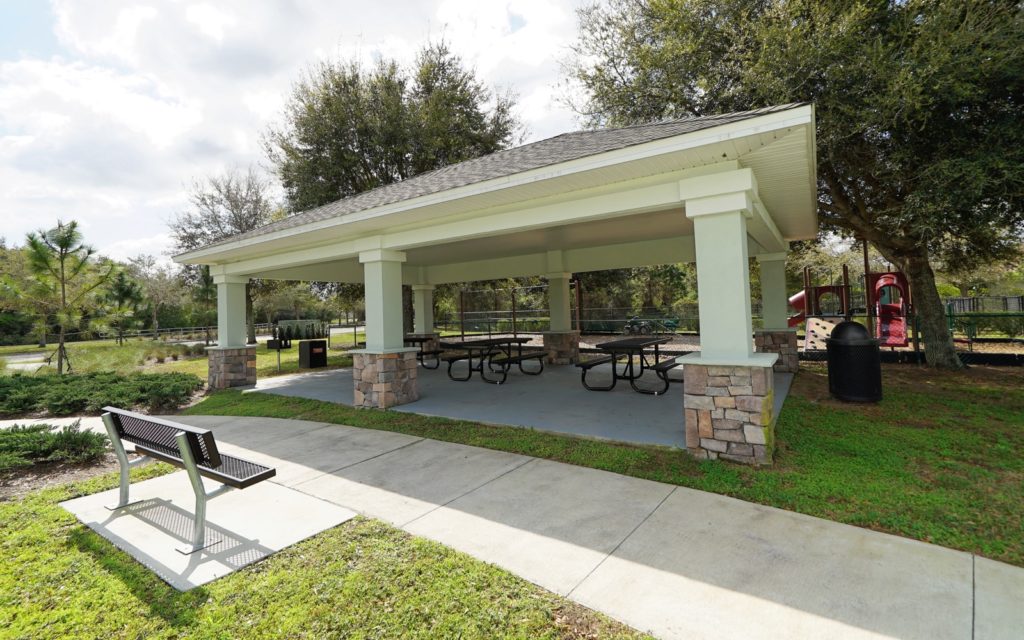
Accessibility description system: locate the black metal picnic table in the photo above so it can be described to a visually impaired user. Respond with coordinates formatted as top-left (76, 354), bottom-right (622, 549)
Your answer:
top-left (438, 337), bottom-right (543, 384)
top-left (578, 336), bottom-right (680, 395)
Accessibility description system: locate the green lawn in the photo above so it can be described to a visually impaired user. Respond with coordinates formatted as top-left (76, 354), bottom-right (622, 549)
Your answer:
top-left (1, 337), bottom-right (357, 379)
top-left (184, 363), bottom-right (1024, 567)
top-left (0, 465), bottom-right (646, 639)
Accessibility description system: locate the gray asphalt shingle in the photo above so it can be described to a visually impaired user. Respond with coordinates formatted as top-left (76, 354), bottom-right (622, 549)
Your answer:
top-left (191, 103), bottom-right (802, 252)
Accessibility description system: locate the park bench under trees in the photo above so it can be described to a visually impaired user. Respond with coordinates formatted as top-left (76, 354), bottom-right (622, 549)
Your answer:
top-left (101, 407), bottom-right (276, 554)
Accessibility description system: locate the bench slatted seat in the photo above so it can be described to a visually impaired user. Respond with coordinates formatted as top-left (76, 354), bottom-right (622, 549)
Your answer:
top-left (101, 406), bottom-right (276, 554)
top-left (576, 355), bottom-right (620, 391)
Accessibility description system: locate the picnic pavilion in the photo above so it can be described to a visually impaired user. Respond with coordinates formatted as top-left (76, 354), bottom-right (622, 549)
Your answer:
top-left (175, 103), bottom-right (818, 465)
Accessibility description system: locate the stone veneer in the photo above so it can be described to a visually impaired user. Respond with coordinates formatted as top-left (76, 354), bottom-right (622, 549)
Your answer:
top-left (207, 346), bottom-right (256, 390)
top-left (353, 351), bottom-right (419, 409)
top-left (755, 329), bottom-right (799, 373)
top-left (683, 363), bottom-right (775, 465)
top-left (542, 331), bottom-right (580, 365)
top-left (405, 332), bottom-right (441, 353)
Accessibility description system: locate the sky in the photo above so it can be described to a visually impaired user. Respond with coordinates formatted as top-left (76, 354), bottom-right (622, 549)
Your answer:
top-left (0, 0), bottom-right (589, 264)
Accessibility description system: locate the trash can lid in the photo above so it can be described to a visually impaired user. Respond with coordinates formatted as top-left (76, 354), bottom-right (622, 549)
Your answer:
top-left (830, 320), bottom-right (870, 341)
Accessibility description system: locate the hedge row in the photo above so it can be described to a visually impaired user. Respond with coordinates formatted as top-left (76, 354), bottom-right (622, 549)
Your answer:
top-left (0, 372), bottom-right (205, 418)
top-left (0, 421), bottom-right (109, 472)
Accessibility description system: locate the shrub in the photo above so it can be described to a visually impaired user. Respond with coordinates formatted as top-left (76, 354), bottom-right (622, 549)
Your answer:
top-left (0, 372), bottom-right (204, 418)
top-left (0, 420), bottom-right (109, 472)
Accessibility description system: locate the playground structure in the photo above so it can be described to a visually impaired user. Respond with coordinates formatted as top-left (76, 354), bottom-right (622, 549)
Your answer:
top-left (787, 261), bottom-right (913, 350)
top-left (867, 271), bottom-right (911, 347)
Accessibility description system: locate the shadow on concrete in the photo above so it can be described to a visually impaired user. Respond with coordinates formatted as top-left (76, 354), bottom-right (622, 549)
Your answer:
top-left (185, 412), bottom-right (974, 640)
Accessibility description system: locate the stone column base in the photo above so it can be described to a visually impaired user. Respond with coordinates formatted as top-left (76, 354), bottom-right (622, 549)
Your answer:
top-left (683, 363), bottom-right (775, 465)
top-left (542, 331), bottom-right (580, 364)
top-left (353, 351), bottom-right (419, 409)
top-left (755, 329), bottom-right (799, 373)
top-left (405, 332), bottom-right (441, 353)
top-left (208, 346), bottom-right (256, 390)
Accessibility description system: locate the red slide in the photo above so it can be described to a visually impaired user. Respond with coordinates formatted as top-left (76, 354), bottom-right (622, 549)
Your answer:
top-left (877, 302), bottom-right (907, 347)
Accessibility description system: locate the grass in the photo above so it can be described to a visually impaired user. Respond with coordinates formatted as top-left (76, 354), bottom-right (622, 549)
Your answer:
top-left (184, 362), bottom-right (1024, 567)
top-left (159, 340), bottom-right (354, 379)
top-left (0, 466), bottom-right (647, 639)
top-left (0, 421), bottom-right (108, 472)
top-left (0, 336), bottom-right (356, 379)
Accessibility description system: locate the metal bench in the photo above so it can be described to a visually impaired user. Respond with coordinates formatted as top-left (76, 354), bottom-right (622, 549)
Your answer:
top-left (576, 355), bottom-right (621, 391)
top-left (482, 351), bottom-right (546, 384)
top-left (101, 406), bottom-right (276, 555)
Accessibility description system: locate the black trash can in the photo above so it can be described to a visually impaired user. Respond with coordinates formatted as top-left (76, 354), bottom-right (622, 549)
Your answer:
top-left (299, 339), bottom-right (328, 369)
top-left (826, 321), bottom-right (882, 402)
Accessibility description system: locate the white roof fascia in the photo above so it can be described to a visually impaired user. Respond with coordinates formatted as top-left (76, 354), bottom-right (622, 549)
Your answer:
top-left (176, 105), bottom-right (813, 264)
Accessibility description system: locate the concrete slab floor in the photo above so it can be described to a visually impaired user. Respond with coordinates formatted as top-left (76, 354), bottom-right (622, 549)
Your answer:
top-left (249, 364), bottom-right (794, 449)
top-left (61, 472), bottom-right (356, 591)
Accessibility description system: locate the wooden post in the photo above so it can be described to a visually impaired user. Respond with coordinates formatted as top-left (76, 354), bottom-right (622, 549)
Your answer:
top-left (574, 278), bottom-right (582, 333)
top-left (862, 238), bottom-right (875, 336)
top-left (460, 290), bottom-right (466, 341)
top-left (803, 266), bottom-right (812, 316)
top-left (842, 264), bottom-right (851, 321)
top-left (511, 288), bottom-right (518, 338)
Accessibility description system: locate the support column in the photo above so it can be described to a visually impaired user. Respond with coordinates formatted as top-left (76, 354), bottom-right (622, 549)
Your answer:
top-left (208, 274), bottom-right (255, 389)
top-left (679, 175), bottom-right (779, 465)
top-left (409, 284), bottom-right (440, 352)
top-left (543, 271), bottom-right (579, 364)
top-left (755, 252), bottom-right (799, 373)
top-left (354, 250), bottom-right (418, 408)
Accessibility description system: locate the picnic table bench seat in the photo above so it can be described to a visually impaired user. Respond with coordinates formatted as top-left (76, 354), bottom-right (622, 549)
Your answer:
top-left (576, 354), bottom-right (621, 391)
top-left (101, 406), bottom-right (276, 555)
top-left (482, 350), bottom-right (546, 384)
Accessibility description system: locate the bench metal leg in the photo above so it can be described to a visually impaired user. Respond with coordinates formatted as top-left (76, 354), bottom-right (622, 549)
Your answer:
top-left (630, 372), bottom-right (670, 396)
top-left (102, 413), bottom-right (147, 511)
top-left (581, 368), bottom-right (617, 391)
top-left (446, 359), bottom-right (472, 381)
top-left (518, 358), bottom-right (544, 376)
top-left (174, 431), bottom-right (222, 555)
top-left (479, 359), bottom-right (509, 384)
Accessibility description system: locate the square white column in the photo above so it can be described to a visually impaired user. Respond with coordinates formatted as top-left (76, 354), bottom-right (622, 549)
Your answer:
top-left (757, 252), bottom-right (790, 331)
top-left (360, 250), bottom-right (407, 352)
top-left (412, 285), bottom-right (434, 334)
top-left (681, 186), bottom-right (776, 369)
top-left (213, 274), bottom-right (249, 348)
top-left (547, 272), bottom-right (572, 332)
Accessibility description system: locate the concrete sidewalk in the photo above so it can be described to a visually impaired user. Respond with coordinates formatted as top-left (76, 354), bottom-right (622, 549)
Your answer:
top-left (32, 413), bottom-right (1021, 639)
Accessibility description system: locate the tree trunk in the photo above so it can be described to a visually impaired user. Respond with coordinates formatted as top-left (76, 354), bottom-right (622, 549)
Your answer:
top-left (898, 252), bottom-right (963, 370)
top-left (152, 306), bottom-right (159, 340)
top-left (57, 325), bottom-right (65, 375)
top-left (246, 283), bottom-right (257, 344)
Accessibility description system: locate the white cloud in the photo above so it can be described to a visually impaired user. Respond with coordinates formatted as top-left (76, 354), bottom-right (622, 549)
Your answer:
top-left (0, 0), bottom-right (589, 259)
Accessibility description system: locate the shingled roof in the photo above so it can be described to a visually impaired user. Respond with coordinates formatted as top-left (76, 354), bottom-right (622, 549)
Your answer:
top-left (193, 103), bottom-right (804, 252)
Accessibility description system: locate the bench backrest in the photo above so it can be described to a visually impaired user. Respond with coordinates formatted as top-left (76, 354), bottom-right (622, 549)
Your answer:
top-left (102, 406), bottom-right (222, 468)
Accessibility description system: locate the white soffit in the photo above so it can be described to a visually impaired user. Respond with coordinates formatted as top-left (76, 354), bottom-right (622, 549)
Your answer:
top-left (179, 105), bottom-right (816, 266)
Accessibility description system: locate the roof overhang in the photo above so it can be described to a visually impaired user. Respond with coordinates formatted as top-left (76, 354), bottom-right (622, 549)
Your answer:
top-left (176, 104), bottom-right (817, 277)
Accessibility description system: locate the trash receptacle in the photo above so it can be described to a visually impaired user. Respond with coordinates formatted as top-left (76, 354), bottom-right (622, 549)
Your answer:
top-left (299, 339), bottom-right (328, 369)
top-left (826, 321), bottom-right (882, 402)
